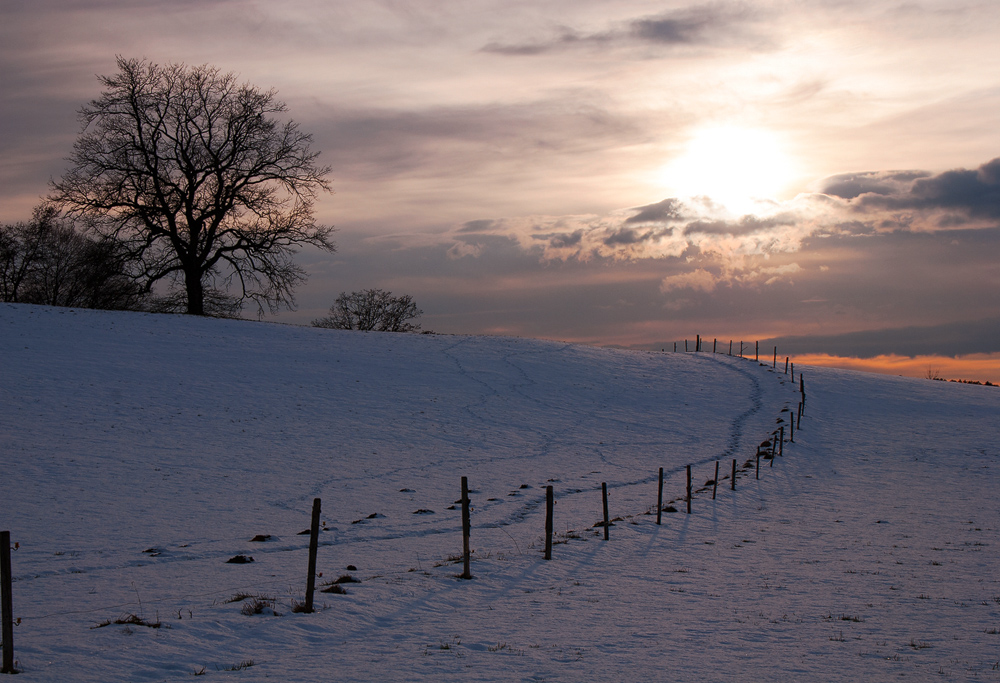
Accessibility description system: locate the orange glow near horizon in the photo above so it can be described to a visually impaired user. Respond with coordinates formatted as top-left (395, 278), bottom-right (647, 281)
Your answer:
top-left (792, 353), bottom-right (1000, 384)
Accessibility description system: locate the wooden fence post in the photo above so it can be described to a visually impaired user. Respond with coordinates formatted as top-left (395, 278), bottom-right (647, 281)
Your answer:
top-left (773, 347), bottom-right (777, 368)
top-left (544, 485), bottom-right (553, 560)
top-left (696, 335), bottom-right (700, 352)
top-left (785, 357), bottom-right (789, 374)
top-left (791, 362), bottom-right (794, 382)
top-left (789, 412), bottom-right (794, 442)
top-left (712, 461), bottom-right (719, 500)
top-left (304, 498), bottom-right (321, 613)
top-left (1, 530), bottom-right (14, 675)
top-left (731, 459), bottom-right (736, 490)
top-left (755, 341), bottom-right (759, 362)
top-left (674, 342), bottom-right (677, 352)
top-left (779, 426), bottom-right (784, 457)
top-left (713, 338), bottom-right (717, 354)
top-left (756, 450), bottom-right (760, 479)
top-left (602, 483), bottom-right (610, 540)
top-left (685, 339), bottom-right (688, 352)
top-left (461, 476), bottom-right (472, 579)
top-left (656, 467), bottom-right (663, 525)
top-left (686, 465), bottom-right (692, 514)
top-left (729, 340), bottom-right (733, 356)
top-left (800, 374), bottom-right (805, 402)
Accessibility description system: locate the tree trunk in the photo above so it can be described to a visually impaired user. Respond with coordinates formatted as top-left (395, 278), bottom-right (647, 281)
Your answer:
top-left (185, 267), bottom-right (205, 315)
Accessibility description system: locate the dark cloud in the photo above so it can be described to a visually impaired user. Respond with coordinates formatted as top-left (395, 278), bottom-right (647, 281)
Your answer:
top-left (480, 29), bottom-right (591, 56)
top-left (458, 219), bottom-right (496, 233)
top-left (761, 317), bottom-right (1000, 358)
top-left (625, 198), bottom-right (684, 224)
top-left (481, 4), bottom-right (767, 56)
top-left (681, 220), bottom-right (731, 235)
top-left (819, 170), bottom-right (930, 199)
top-left (548, 230), bottom-right (584, 248)
top-left (628, 4), bottom-right (756, 45)
top-left (682, 215), bottom-right (791, 236)
top-left (480, 42), bottom-right (553, 56)
top-left (604, 227), bottom-right (651, 246)
top-left (833, 158), bottom-right (1000, 220)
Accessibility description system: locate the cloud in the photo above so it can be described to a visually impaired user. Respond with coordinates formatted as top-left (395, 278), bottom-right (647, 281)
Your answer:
top-left (418, 156), bottom-right (1000, 335)
top-left (458, 219), bottom-right (496, 234)
top-left (755, 262), bottom-right (801, 285)
top-left (481, 3), bottom-right (770, 56)
top-left (447, 241), bottom-right (484, 259)
top-left (628, 4), bottom-right (759, 45)
top-left (822, 158), bottom-right (1000, 227)
top-left (308, 100), bottom-right (644, 184)
top-left (762, 316), bottom-right (1000, 358)
top-left (603, 227), bottom-right (654, 246)
top-left (547, 230), bottom-right (584, 248)
top-left (865, 157), bottom-right (1000, 219)
top-left (660, 268), bottom-right (717, 293)
top-left (682, 214), bottom-right (794, 237)
top-left (625, 198), bottom-right (685, 224)
top-left (819, 170), bottom-right (930, 200)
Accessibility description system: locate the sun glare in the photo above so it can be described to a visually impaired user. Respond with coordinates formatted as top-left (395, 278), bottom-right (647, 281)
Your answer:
top-left (657, 125), bottom-right (796, 215)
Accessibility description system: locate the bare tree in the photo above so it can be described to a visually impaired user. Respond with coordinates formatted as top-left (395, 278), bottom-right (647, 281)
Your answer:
top-left (313, 289), bottom-right (423, 332)
top-left (0, 204), bottom-right (146, 310)
top-left (50, 57), bottom-right (335, 316)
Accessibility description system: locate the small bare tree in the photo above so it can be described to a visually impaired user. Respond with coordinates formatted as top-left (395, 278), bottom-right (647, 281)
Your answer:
top-left (313, 289), bottom-right (422, 332)
top-left (51, 57), bottom-right (335, 316)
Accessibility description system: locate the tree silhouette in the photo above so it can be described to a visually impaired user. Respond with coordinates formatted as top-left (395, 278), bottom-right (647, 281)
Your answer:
top-left (313, 289), bottom-right (423, 332)
top-left (0, 204), bottom-right (146, 310)
top-left (51, 57), bottom-right (334, 316)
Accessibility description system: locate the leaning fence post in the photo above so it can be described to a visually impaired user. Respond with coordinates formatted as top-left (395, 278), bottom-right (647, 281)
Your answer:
top-left (602, 482), bottom-right (610, 540)
top-left (461, 476), bottom-right (472, 579)
top-left (304, 498), bottom-right (321, 613)
top-left (544, 485), bottom-right (553, 560)
top-left (712, 461), bottom-right (719, 500)
top-left (656, 467), bottom-right (663, 525)
top-left (686, 465), bottom-right (692, 514)
top-left (784, 357), bottom-right (789, 374)
top-left (1, 530), bottom-right (14, 674)
top-left (731, 459), bottom-right (736, 490)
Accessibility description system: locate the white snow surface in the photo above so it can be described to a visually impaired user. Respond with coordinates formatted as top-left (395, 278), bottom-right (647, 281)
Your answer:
top-left (1, 302), bottom-right (999, 682)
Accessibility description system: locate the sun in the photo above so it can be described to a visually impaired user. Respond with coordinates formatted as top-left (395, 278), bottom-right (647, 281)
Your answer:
top-left (657, 125), bottom-right (796, 215)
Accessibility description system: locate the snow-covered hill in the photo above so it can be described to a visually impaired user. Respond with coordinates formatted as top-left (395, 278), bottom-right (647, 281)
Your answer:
top-left (1, 303), bottom-right (998, 681)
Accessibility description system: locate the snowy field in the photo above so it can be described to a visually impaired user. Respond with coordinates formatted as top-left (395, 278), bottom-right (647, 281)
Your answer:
top-left (1, 302), bottom-right (999, 682)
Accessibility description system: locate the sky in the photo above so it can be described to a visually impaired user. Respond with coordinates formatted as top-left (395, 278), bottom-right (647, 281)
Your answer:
top-left (2, 0), bottom-right (999, 379)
